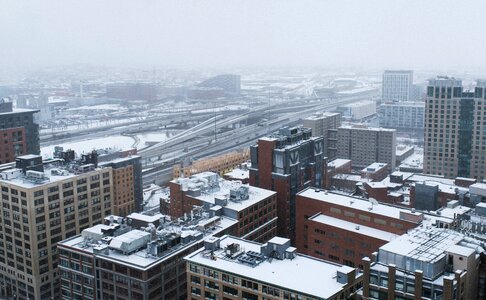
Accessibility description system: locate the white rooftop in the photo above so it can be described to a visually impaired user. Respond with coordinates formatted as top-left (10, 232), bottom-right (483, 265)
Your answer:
top-left (298, 188), bottom-right (422, 221)
top-left (185, 235), bottom-right (358, 298)
top-left (328, 158), bottom-right (351, 169)
top-left (310, 214), bottom-right (398, 241)
top-left (224, 168), bottom-right (249, 180)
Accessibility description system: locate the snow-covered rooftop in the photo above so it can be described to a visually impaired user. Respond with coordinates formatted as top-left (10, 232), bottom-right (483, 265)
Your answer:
top-left (185, 235), bottom-right (359, 298)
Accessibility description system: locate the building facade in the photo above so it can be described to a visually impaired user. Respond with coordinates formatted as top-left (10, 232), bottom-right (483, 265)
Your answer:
top-left (0, 100), bottom-right (39, 164)
top-left (337, 125), bottom-right (396, 170)
top-left (303, 112), bottom-right (341, 160)
top-left (379, 101), bottom-right (425, 130)
top-left (249, 127), bottom-right (326, 242)
top-left (169, 172), bottom-right (278, 243)
top-left (362, 227), bottom-right (481, 300)
top-left (296, 188), bottom-right (422, 268)
top-left (382, 70), bottom-right (414, 102)
top-left (197, 74), bottom-right (241, 96)
top-left (424, 77), bottom-right (486, 180)
top-left (58, 211), bottom-right (238, 300)
top-left (0, 155), bottom-right (114, 300)
top-left (185, 235), bottom-right (362, 300)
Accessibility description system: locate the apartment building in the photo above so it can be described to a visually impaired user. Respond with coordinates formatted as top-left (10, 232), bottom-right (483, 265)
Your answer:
top-left (170, 172), bottom-right (277, 243)
top-left (379, 101), bottom-right (425, 130)
top-left (58, 210), bottom-right (238, 300)
top-left (382, 70), bottom-right (413, 102)
top-left (424, 77), bottom-right (486, 179)
top-left (185, 235), bottom-right (362, 300)
top-left (0, 154), bottom-right (114, 299)
top-left (337, 125), bottom-right (396, 170)
top-left (303, 112), bottom-right (341, 159)
top-left (249, 126), bottom-right (326, 241)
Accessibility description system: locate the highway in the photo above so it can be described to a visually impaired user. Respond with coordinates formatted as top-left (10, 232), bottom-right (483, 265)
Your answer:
top-left (141, 91), bottom-right (379, 185)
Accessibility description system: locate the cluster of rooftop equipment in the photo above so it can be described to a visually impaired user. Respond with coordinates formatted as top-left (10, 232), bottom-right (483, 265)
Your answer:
top-left (202, 236), bottom-right (297, 267)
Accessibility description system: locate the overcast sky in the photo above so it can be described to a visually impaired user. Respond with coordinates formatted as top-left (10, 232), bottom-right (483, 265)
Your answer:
top-left (1, 0), bottom-right (486, 72)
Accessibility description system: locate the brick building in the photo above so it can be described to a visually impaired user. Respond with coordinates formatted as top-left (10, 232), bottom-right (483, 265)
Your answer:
top-left (169, 172), bottom-right (277, 243)
top-left (249, 126), bottom-right (326, 242)
top-left (296, 188), bottom-right (422, 268)
top-left (0, 100), bottom-right (39, 164)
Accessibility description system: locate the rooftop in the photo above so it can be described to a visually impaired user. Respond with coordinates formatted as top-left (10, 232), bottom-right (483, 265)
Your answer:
top-left (185, 235), bottom-right (359, 298)
top-left (328, 158), bottom-right (351, 169)
top-left (298, 188), bottom-right (422, 222)
top-left (309, 213), bottom-right (398, 241)
top-left (339, 124), bottom-right (395, 132)
top-left (59, 213), bottom-right (238, 270)
top-left (175, 172), bottom-right (275, 212)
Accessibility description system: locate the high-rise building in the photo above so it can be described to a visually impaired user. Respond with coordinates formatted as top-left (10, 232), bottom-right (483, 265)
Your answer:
top-left (249, 126), bottom-right (326, 241)
top-left (58, 211), bottom-right (238, 300)
top-left (361, 227), bottom-right (482, 300)
top-left (379, 101), bottom-right (425, 130)
top-left (197, 74), bottom-right (241, 96)
top-left (0, 100), bottom-right (39, 164)
top-left (0, 155), bottom-right (115, 300)
top-left (337, 125), bottom-right (396, 170)
top-left (303, 112), bottom-right (341, 159)
top-left (185, 235), bottom-right (362, 300)
top-left (424, 77), bottom-right (486, 180)
top-left (382, 70), bottom-right (414, 102)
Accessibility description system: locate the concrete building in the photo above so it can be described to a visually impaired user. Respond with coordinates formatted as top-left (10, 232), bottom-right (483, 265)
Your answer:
top-left (249, 126), bottom-right (326, 241)
top-left (106, 82), bottom-right (158, 101)
top-left (0, 155), bottom-right (115, 300)
top-left (185, 235), bottom-right (362, 300)
top-left (58, 211), bottom-right (238, 300)
top-left (197, 74), bottom-right (241, 96)
top-left (382, 70), bottom-right (414, 102)
top-left (424, 77), bottom-right (486, 180)
top-left (303, 112), bottom-right (341, 159)
top-left (362, 227), bottom-right (483, 300)
top-left (169, 172), bottom-right (278, 243)
top-left (296, 188), bottom-right (422, 268)
top-left (379, 101), bottom-right (425, 130)
top-left (0, 100), bottom-right (39, 163)
top-left (337, 125), bottom-right (396, 170)
top-left (338, 100), bottom-right (376, 120)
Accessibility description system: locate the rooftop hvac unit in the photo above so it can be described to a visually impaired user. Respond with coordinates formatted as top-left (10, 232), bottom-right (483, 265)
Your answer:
top-left (26, 170), bottom-right (45, 180)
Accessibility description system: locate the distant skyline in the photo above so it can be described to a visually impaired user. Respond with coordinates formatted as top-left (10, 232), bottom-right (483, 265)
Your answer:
top-left (2, 0), bottom-right (486, 72)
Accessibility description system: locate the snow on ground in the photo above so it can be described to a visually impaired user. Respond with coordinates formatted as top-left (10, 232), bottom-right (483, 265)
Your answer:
top-left (41, 135), bottom-right (135, 158)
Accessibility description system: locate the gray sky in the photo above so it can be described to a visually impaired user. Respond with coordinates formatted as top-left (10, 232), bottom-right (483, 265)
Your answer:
top-left (1, 0), bottom-right (486, 72)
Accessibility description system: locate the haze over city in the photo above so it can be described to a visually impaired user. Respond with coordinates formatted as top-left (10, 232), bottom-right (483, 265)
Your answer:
top-left (2, 0), bottom-right (486, 72)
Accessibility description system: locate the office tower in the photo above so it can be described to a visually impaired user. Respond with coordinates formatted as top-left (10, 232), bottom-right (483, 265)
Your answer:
top-left (361, 227), bottom-right (481, 300)
top-left (296, 188), bottom-right (422, 268)
top-left (337, 125), bottom-right (396, 170)
top-left (379, 102), bottom-right (425, 130)
top-left (100, 155), bottom-right (143, 216)
top-left (0, 155), bottom-right (114, 300)
top-left (0, 100), bottom-right (39, 163)
top-left (303, 112), bottom-right (341, 159)
top-left (58, 210), bottom-right (238, 300)
top-left (197, 74), bottom-right (241, 96)
top-left (424, 77), bottom-right (486, 180)
top-left (185, 235), bottom-right (362, 300)
top-left (249, 126), bottom-right (326, 242)
top-left (382, 70), bottom-right (414, 102)
top-left (169, 172), bottom-right (277, 243)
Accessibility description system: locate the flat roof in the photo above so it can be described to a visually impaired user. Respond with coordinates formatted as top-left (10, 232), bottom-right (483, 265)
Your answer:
top-left (185, 235), bottom-right (357, 298)
top-left (298, 188), bottom-right (422, 221)
top-left (328, 158), bottom-right (351, 169)
top-left (60, 217), bottom-right (238, 270)
top-left (224, 168), bottom-right (249, 180)
top-left (310, 213), bottom-right (398, 242)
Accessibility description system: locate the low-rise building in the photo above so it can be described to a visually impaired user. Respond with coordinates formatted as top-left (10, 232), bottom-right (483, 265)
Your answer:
top-left (296, 188), bottom-right (423, 268)
top-left (185, 235), bottom-right (362, 300)
top-left (170, 172), bottom-right (277, 243)
top-left (58, 211), bottom-right (238, 300)
top-left (362, 227), bottom-right (483, 300)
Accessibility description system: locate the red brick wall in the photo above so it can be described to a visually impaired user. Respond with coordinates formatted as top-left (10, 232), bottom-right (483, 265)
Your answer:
top-left (256, 139), bottom-right (276, 190)
top-left (0, 127), bottom-right (26, 164)
top-left (169, 182), bottom-right (203, 219)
